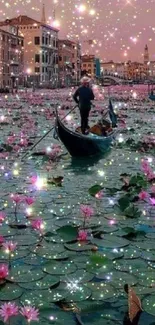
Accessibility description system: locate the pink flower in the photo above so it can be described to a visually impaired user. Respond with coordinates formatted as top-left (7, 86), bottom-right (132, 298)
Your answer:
top-left (30, 175), bottom-right (37, 184)
top-left (0, 212), bottom-right (5, 224)
top-left (150, 198), bottom-right (155, 206)
top-left (11, 194), bottom-right (23, 204)
top-left (20, 306), bottom-right (39, 322)
top-left (2, 241), bottom-right (17, 252)
top-left (0, 236), bottom-right (4, 245)
top-left (147, 172), bottom-right (155, 181)
top-left (0, 264), bottom-right (9, 279)
top-left (80, 205), bottom-right (94, 218)
top-left (31, 218), bottom-right (44, 232)
top-left (95, 191), bottom-right (104, 199)
top-left (138, 191), bottom-right (149, 201)
top-left (25, 197), bottom-right (35, 205)
top-left (78, 230), bottom-right (88, 241)
top-left (0, 302), bottom-right (19, 322)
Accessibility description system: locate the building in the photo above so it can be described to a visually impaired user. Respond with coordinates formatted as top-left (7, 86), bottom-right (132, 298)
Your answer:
top-left (81, 55), bottom-right (100, 79)
top-left (58, 39), bottom-right (81, 86)
top-left (0, 23), bottom-right (24, 89)
top-left (2, 6), bottom-right (59, 87)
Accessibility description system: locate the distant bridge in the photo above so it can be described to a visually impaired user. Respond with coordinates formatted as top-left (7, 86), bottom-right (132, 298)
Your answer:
top-left (102, 74), bottom-right (131, 85)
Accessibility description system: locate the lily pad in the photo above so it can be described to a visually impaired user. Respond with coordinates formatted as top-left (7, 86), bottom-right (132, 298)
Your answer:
top-left (20, 289), bottom-right (67, 306)
top-left (123, 247), bottom-right (141, 259)
top-left (138, 271), bottom-right (155, 287)
top-left (11, 234), bottom-right (38, 246)
top-left (61, 269), bottom-right (94, 283)
top-left (0, 283), bottom-right (23, 300)
top-left (142, 251), bottom-right (155, 262)
top-left (135, 240), bottom-right (155, 250)
top-left (56, 225), bottom-right (78, 242)
top-left (142, 295), bottom-right (155, 316)
top-left (86, 282), bottom-right (116, 300)
top-left (40, 308), bottom-right (76, 325)
top-left (19, 274), bottom-right (59, 290)
top-left (57, 283), bottom-right (91, 302)
top-left (43, 261), bottom-right (77, 275)
top-left (7, 265), bottom-right (44, 283)
top-left (65, 243), bottom-right (94, 252)
top-left (114, 259), bottom-right (147, 273)
top-left (92, 235), bottom-right (129, 248)
top-left (96, 271), bottom-right (137, 288)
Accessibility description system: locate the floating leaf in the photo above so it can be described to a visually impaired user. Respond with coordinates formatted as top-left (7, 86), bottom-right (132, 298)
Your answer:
top-left (86, 282), bottom-right (116, 300)
top-left (56, 225), bottom-right (78, 242)
top-left (142, 295), bottom-right (155, 316)
top-left (7, 265), bottom-right (44, 283)
top-left (43, 261), bottom-right (77, 275)
top-left (88, 185), bottom-right (103, 197)
top-left (19, 274), bottom-right (59, 290)
top-left (0, 283), bottom-right (23, 300)
top-left (61, 269), bottom-right (93, 283)
top-left (96, 271), bottom-right (137, 287)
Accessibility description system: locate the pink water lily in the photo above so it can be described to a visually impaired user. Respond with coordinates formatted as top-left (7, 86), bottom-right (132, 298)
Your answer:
top-left (80, 205), bottom-right (94, 218)
top-left (0, 212), bottom-right (5, 224)
top-left (25, 197), bottom-right (35, 205)
top-left (150, 198), bottom-right (155, 206)
top-left (138, 191), bottom-right (149, 201)
top-left (0, 264), bottom-right (9, 279)
top-left (20, 306), bottom-right (39, 322)
top-left (2, 241), bottom-right (17, 253)
top-left (78, 230), bottom-right (88, 241)
top-left (11, 194), bottom-right (23, 204)
top-left (95, 191), bottom-right (104, 199)
top-left (0, 236), bottom-right (4, 245)
top-left (0, 302), bottom-right (19, 322)
top-left (31, 218), bottom-right (44, 232)
top-left (151, 185), bottom-right (155, 193)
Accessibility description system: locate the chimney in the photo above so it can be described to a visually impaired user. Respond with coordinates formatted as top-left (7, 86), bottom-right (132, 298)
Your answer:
top-left (41, 3), bottom-right (46, 24)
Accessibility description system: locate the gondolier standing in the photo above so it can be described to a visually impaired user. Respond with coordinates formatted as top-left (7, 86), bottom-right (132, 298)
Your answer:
top-left (73, 77), bottom-right (95, 134)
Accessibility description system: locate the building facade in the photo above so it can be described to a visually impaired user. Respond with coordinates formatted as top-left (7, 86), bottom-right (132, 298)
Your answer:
top-left (81, 55), bottom-right (100, 79)
top-left (58, 39), bottom-right (81, 86)
top-left (0, 23), bottom-right (24, 89)
top-left (3, 13), bottom-right (59, 87)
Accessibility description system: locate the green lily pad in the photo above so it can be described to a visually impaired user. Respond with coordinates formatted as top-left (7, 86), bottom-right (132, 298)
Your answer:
top-left (61, 269), bottom-right (94, 283)
top-left (7, 265), bottom-right (44, 283)
top-left (23, 253), bottom-right (46, 265)
top-left (20, 289), bottom-right (67, 306)
top-left (0, 226), bottom-right (17, 237)
top-left (135, 240), bottom-right (155, 250)
top-left (0, 249), bottom-right (29, 261)
top-left (0, 283), bottom-right (23, 300)
top-left (96, 271), bottom-right (137, 288)
top-left (43, 261), bottom-right (77, 275)
top-left (142, 251), bottom-right (155, 262)
top-left (65, 243), bottom-right (94, 252)
top-left (11, 234), bottom-right (38, 246)
top-left (88, 185), bottom-right (103, 197)
top-left (138, 271), bottom-right (155, 287)
top-left (57, 283), bottom-right (91, 302)
top-left (92, 235), bottom-right (129, 248)
top-left (123, 247), bottom-right (141, 259)
top-left (40, 308), bottom-right (76, 325)
top-left (56, 225), bottom-right (78, 242)
top-left (33, 243), bottom-right (65, 259)
top-left (19, 274), bottom-right (59, 290)
top-left (86, 282), bottom-right (116, 300)
top-left (142, 295), bottom-right (155, 316)
top-left (135, 286), bottom-right (155, 295)
top-left (114, 259), bottom-right (147, 273)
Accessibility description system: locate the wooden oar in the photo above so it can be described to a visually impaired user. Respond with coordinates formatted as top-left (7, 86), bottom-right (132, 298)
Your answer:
top-left (21, 105), bottom-right (77, 161)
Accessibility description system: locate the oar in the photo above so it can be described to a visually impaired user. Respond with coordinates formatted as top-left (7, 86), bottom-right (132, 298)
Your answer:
top-left (21, 105), bottom-right (77, 161)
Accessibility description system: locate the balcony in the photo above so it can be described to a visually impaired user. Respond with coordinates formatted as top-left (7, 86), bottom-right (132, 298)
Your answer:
top-left (10, 60), bottom-right (19, 66)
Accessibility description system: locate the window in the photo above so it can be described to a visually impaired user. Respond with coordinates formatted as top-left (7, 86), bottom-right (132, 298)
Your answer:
top-left (42, 36), bottom-right (45, 45)
top-left (42, 54), bottom-right (45, 63)
top-left (35, 54), bottom-right (40, 63)
top-left (42, 67), bottom-right (45, 73)
top-left (35, 67), bottom-right (40, 73)
top-left (2, 34), bottom-right (5, 42)
top-left (21, 40), bottom-right (24, 47)
top-left (34, 37), bottom-right (40, 45)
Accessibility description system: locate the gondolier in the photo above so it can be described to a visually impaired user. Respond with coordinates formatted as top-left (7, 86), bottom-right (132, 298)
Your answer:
top-left (73, 77), bottom-right (95, 134)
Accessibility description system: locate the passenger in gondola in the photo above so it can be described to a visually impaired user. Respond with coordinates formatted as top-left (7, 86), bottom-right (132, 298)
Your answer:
top-left (73, 77), bottom-right (95, 135)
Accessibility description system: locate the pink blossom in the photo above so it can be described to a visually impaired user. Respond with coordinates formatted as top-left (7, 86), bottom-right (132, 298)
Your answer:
top-left (20, 306), bottom-right (39, 322)
top-left (78, 230), bottom-right (88, 241)
top-left (0, 264), bottom-right (9, 279)
top-left (80, 205), bottom-right (94, 218)
top-left (138, 191), bottom-right (149, 201)
top-left (0, 236), bottom-right (4, 245)
top-left (95, 191), bottom-right (104, 199)
top-left (11, 194), bottom-right (23, 204)
top-left (31, 218), bottom-right (44, 232)
top-left (0, 212), bottom-right (5, 224)
top-left (0, 302), bottom-right (19, 322)
top-left (30, 175), bottom-right (37, 184)
top-left (2, 241), bottom-right (17, 252)
top-left (147, 172), bottom-right (155, 181)
top-left (150, 198), bottom-right (155, 206)
top-left (25, 197), bottom-right (35, 205)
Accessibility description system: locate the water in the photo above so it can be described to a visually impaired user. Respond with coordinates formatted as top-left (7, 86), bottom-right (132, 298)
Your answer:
top-left (0, 87), bottom-right (155, 325)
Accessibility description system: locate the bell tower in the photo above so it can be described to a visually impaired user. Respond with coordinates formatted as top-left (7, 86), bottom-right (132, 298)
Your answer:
top-left (144, 44), bottom-right (149, 64)
top-left (41, 3), bottom-right (46, 24)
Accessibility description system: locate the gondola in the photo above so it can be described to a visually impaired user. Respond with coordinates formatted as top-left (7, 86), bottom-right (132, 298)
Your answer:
top-left (149, 94), bottom-right (155, 101)
top-left (55, 109), bottom-right (116, 157)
